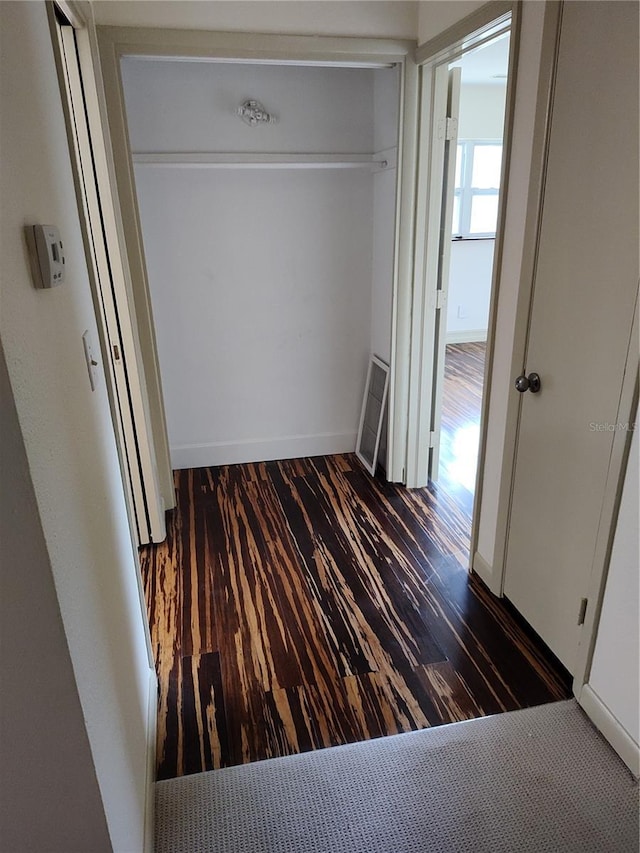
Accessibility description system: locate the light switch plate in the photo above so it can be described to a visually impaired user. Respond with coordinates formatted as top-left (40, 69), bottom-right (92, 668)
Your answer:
top-left (82, 330), bottom-right (100, 392)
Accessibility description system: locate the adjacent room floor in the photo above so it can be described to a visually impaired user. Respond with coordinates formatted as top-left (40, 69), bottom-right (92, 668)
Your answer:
top-left (439, 340), bottom-right (486, 506)
top-left (139, 343), bottom-right (571, 780)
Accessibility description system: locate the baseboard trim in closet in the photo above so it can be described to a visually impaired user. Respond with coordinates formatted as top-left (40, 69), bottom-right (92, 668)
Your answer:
top-left (445, 329), bottom-right (488, 345)
top-left (170, 432), bottom-right (358, 469)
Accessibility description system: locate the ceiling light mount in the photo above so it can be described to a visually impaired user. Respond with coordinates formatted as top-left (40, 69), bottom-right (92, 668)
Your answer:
top-left (237, 99), bottom-right (277, 127)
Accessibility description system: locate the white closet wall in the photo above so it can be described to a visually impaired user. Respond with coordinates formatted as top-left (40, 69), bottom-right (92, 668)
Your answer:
top-left (121, 59), bottom-right (398, 468)
top-left (121, 61), bottom-right (375, 154)
top-left (371, 67), bottom-right (399, 470)
top-left (371, 66), bottom-right (399, 365)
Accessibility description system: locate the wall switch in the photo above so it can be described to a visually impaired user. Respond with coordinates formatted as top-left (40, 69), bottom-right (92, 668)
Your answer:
top-left (457, 305), bottom-right (468, 319)
top-left (82, 330), bottom-right (100, 392)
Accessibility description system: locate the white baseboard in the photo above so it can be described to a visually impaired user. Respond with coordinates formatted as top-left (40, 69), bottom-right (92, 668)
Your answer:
top-left (446, 329), bottom-right (488, 345)
top-left (171, 431), bottom-right (358, 469)
top-left (472, 550), bottom-right (502, 595)
top-left (144, 669), bottom-right (158, 853)
top-left (578, 684), bottom-right (640, 778)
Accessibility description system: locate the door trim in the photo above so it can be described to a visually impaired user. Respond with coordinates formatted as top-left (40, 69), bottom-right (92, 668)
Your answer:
top-left (48, 2), bottom-right (157, 662)
top-left (415, 0), bottom-right (513, 65)
top-left (573, 296), bottom-right (639, 697)
top-left (58, 23), bottom-right (169, 545)
top-left (407, 2), bottom-right (520, 507)
top-left (483, 1), bottom-right (563, 593)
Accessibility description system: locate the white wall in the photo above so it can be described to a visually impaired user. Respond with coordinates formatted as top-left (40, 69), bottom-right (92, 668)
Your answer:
top-left (446, 81), bottom-right (505, 342)
top-left (371, 66), bottom-right (400, 364)
top-left (372, 168), bottom-right (397, 363)
top-left (371, 67), bottom-right (400, 469)
top-left (93, 0), bottom-right (419, 39)
top-left (446, 239), bottom-right (494, 343)
top-left (122, 58), bottom-right (399, 467)
top-left (0, 3), bottom-right (154, 849)
top-left (0, 344), bottom-right (112, 851)
top-left (418, 0), bottom-right (485, 44)
top-left (588, 417), bottom-right (639, 750)
top-left (135, 166), bottom-right (373, 467)
top-left (458, 83), bottom-right (506, 140)
top-left (121, 59), bottom-right (376, 156)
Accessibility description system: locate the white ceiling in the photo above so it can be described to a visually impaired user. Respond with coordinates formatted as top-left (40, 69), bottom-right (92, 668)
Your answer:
top-left (450, 33), bottom-right (510, 86)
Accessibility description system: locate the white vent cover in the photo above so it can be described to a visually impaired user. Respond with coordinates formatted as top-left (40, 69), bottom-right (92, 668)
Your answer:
top-left (356, 355), bottom-right (389, 476)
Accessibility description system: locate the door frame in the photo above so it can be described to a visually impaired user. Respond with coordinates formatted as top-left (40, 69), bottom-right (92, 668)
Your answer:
top-left (54, 20), bottom-right (170, 547)
top-left (419, 0), bottom-right (639, 704)
top-left (419, 63), bottom-right (462, 483)
top-left (95, 25), bottom-right (419, 484)
top-left (573, 298), bottom-right (639, 696)
top-left (47, 0), bottom-right (157, 655)
top-left (406, 0), bottom-right (519, 526)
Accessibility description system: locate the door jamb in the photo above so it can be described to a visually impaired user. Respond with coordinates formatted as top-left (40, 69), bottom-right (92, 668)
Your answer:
top-left (407, 2), bottom-right (519, 522)
top-left (47, 0), bottom-right (156, 663)
top-left (573, 297), bottom-right (639, 696)
top-left (482, 1), bottom-right (563, 593)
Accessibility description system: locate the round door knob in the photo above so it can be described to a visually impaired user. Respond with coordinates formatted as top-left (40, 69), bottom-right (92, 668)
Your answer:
top-left (515, 372), bottom-right (541, 393)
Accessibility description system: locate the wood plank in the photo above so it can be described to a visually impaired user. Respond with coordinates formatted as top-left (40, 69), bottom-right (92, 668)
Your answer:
top-left (156, 652), bottom-right (228, 780)
top-left (270, 459), bottom-right (448, 675)
top-left (205, 472), bottom-right (307, 692)
top-left (341, 667), bottom-right (438, 740)
top-left (412, 660), bottom-right (485, 724)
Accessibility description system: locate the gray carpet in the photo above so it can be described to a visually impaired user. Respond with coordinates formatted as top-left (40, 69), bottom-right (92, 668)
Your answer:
top-left (155, 700), bottom-right (639, 852)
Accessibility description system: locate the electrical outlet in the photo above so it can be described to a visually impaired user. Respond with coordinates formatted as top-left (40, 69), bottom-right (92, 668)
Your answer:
top-left (457, 305), bottom-right (468, 319)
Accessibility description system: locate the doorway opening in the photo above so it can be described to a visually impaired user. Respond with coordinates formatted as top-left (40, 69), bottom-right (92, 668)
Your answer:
top-left (405, 17), bottom-right (514, 574)
top-left (437, 34), bottom-right (510, 517)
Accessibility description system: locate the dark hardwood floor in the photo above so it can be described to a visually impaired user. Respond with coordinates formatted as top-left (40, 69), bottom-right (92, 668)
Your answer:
top-left (140, 443), bottom-right (571, 780)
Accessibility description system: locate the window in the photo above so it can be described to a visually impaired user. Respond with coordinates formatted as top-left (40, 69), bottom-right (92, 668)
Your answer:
top-left (452, 141), bottom-right (503, 238)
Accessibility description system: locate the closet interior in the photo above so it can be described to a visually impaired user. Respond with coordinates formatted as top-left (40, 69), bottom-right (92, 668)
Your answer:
top-left (120, 56), bottom-right (400, 470)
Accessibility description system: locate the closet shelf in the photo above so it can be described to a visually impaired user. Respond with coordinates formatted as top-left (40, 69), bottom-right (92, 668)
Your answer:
top-left (131, 152), bottom-right (393, 170)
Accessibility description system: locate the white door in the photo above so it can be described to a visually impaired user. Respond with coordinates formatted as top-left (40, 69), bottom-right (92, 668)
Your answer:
top-left (503, 1), bottom-right (639, 673)
top-left (58, 25), bottom-right (166, 546)
top-left (429, 66), bottom-right (461, 479)
top-left (406, 65), bottom-right (461, 487)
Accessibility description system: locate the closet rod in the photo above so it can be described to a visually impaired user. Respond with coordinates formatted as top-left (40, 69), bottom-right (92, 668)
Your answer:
top-left (131, 152), bottom-right (390, 170)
